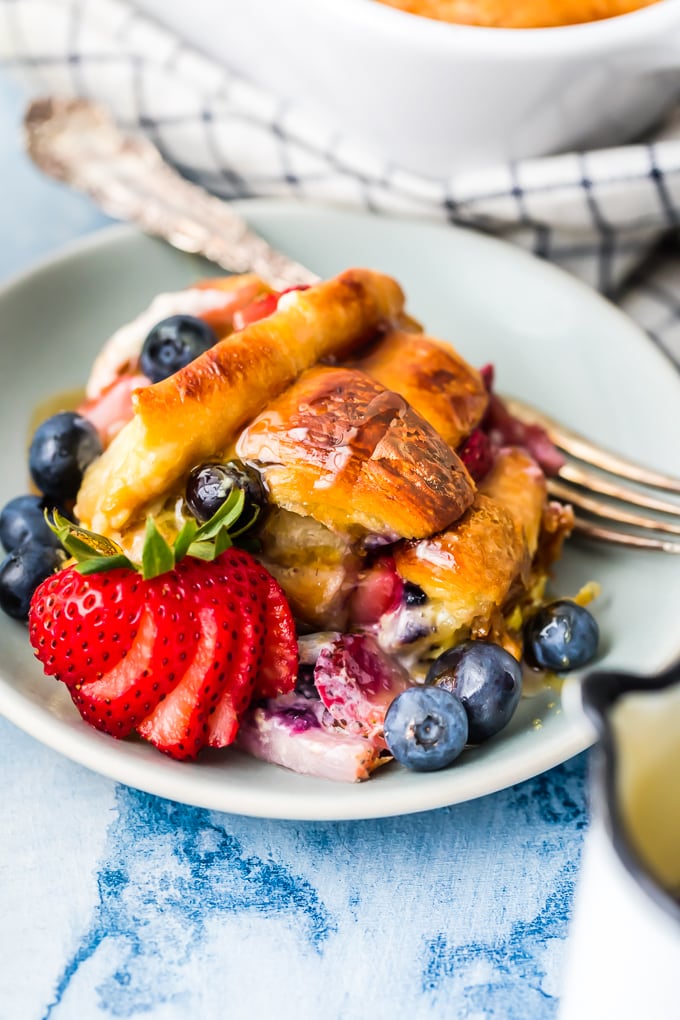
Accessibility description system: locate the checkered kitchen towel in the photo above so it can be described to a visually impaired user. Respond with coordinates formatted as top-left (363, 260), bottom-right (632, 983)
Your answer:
top-left (3, 0), bottom-right (680, 370)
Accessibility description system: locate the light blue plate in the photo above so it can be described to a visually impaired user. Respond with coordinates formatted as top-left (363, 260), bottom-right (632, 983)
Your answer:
top-left (1, 203), bottom-right (679, 820)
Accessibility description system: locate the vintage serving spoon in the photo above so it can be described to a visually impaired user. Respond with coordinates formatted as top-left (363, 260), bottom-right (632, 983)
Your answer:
top-left (24, 96), bottom-right (317, 291)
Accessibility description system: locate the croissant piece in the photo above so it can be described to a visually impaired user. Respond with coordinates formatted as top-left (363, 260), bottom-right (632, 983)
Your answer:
top-left (257, 508), bottom-right (362, 631)
top-left (236, 364), bottom-right (476, 542)
top-left (394, 492), bottom-right (528, 636)
top-left (478, 447), bottom-right (547, 557)
top-left (351, 329), bottom-right (488, 448)
top-left (76, 269), bottom-right (405, 534)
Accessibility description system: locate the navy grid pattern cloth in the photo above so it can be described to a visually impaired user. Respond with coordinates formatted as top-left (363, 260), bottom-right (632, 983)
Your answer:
top-left (2, 0), bottom-right (680, 370)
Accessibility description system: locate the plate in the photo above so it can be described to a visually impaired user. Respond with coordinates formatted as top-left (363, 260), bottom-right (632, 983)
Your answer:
top-left (1, 203), bottom-right (679, 821)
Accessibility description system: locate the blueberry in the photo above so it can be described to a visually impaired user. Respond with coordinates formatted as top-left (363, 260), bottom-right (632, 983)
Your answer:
top-left (295, 663), bottom-right (320, 700)
top-left (426, 640), bottom-right (523, 744)
top-left (523, 600), bottom-right (599, 672)
top-left (403, 581), bottom-right (427, 606)
top-left (185, 460), bottom-right (267, 528)
top-left (0, 544), bottom-right (64, 621)
top-left (28, 412), bottom-right (102, 502)
top-left (0, 495), bottom-right (67, 553)
top-left (383, 685), bottom-right (468, 771)
top-left (140, 315), bottom-right (217, 383)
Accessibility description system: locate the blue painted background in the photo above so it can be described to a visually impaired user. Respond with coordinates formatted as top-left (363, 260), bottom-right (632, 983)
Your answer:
top-left (0, 71), bottom-right (589, 1020)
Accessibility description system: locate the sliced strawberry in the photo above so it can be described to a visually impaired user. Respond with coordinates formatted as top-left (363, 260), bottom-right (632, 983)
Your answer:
top-left (232, 286), bottom-right (310, 331)
top-left (203, 548), bottom-right (268, 746)
top-left (204, 594), bottom-right (263, 747)
top-left (135, 551), bottom-right (268, 755)
top-left (77, 372), bottom-right (149, 447)
top-left (136, 605), bottom-right (224, 759)
top-left (348, 556), bottom-right (403, 627)
top-left (205, 549), bottom-right (296, 739)
top-left (192, 277), bottom-right (271, 337)
top-left (314, 633), bottom-right (412, 745)
top-left (232, 292), bottom-right (279, 331)
top-left (206, 690), bottom-right (239, 748)
top-left (29, 565), bottom-right (145, 687)
top-left (250, 567), bottom-right (298, 700)
top-left (69, 571), bottom-right (196, 737)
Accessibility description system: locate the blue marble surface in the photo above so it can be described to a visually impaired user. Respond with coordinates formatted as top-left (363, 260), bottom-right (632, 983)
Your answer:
top-left (0, 72), bottom-right (590, 1020)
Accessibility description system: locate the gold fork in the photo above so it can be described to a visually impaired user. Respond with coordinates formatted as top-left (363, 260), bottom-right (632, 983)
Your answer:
top-left (505, 398), bottom-right (680, 553)
top-left (23, 97), bottom-right (680, 553)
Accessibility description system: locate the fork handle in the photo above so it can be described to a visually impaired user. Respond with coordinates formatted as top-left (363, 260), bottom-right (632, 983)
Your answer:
top-left (23, 97), bottom-right (319, 291)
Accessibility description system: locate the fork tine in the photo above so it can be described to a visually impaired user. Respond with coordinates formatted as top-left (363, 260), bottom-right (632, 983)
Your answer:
top-left (557, 462), bottom-right (680, 519)
top-left (504, 397), bottom-right (680, 494)
top-left (572, 517), bottom-right (680, 553)
top-left (548, 479), bottom-right (680, 535)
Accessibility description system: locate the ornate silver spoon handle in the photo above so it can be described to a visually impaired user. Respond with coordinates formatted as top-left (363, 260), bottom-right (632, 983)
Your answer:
top-left (24, 96), bottom-right (319, 290)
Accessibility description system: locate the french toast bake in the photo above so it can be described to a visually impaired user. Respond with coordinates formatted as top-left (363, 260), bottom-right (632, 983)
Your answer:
top-left (75, 268), bottom-right (573, 661)
top-left (7, 267), bottom-right (595, 781)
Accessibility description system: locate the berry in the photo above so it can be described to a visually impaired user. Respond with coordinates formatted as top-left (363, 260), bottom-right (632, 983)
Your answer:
top-left (232, 292), bottom-right (279, 330)
top-left (426, 640), bottom-right (523, 744)
top-left (28, 412), bottom-right (102, 502)
top-left (247, 561), bottom-right (298, 700)
top-left (403, 581), bottom-right (427, 607)
top-left (140, 315), bottom-right (217, 383)
top-left (349, 557), bottom-right (403, 625)
top-left (457, 428), bottom-right (494, 482)
top-left (0, 495), bottom-right (65, 553)
top-left (27, 518), bottom-right (296, 759)
top-left (0, 545), bottom-right (64, 621)
top-left (30, 563), bottom-right (189, 736)
top-left (295, 663), bottom-right (320, 700)
top-left (383, 686), bottom-right (468, 771)
top-left (185, 460), bottom-right (267, 529)
top-left (523, 600), bottom-right (599, 672)
top-left (314, 633), bottom-right (412, 743)
top-left (137, 565), bottom-right (233, 758)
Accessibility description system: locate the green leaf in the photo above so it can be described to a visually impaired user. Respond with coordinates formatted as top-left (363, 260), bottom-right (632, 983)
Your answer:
top-left (229, 505), bottom-right (260, 539)
top-left (75, 554), bottom-right (135, 576)
top-left (183, 540), bottom-right (217, 561)
top-left (47, 510), bottom-right (132, 567)
top-left (141, 517), bottom-right (176, 580)
top-left (193, 489), bottom-right (245, 541)
top-left (172, 518), bottom-right (199, 561)
top-left (212, 527), bottom-right (233, 557)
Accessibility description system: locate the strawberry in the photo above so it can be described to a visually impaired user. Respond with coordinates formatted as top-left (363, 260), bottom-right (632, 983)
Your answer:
top-left (28, 491), bottom-right (298, 759)
top-left (139, 556), bottom-right (264, 757)
top-left (257, 574), bottom-right (299, 699)
top-left (348, 556), bottom-right (403, 627)
top-left (234, 556), bottom-right (298, 700)
top-left (203, 548), bottom-right (296, 745)
top-left (29, 564), bottom-right (145, 687)
top-left (232, 286), bottom-right (310, 331)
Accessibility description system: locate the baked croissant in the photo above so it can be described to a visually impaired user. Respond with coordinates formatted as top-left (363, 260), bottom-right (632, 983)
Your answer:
top-left (235, 364), bottom-right (476, 542)
top-left (350, 328), bottom-right (488, 449)
top-left (392, 447), bottom-right (547, 640)
top-left (76, 269), bottom-right (405, 535)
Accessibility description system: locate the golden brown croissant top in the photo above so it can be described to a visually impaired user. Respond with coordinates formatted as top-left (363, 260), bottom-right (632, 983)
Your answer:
top-left (478, 447), bottom-right (546, 556)
top-left (236, 364), bottom-right (476, 542)
top-left (351, 328), bottom-right (488, 449)
top-left (76, 269), bottom-right (405, 535)
top-left (391, 446), bottom-right (548, 640)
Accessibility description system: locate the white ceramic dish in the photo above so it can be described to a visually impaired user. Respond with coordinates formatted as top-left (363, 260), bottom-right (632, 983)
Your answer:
top-left (136, 0), bottom-right (680, 175)
top-left (1, 201), bottom-right (679, 821)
